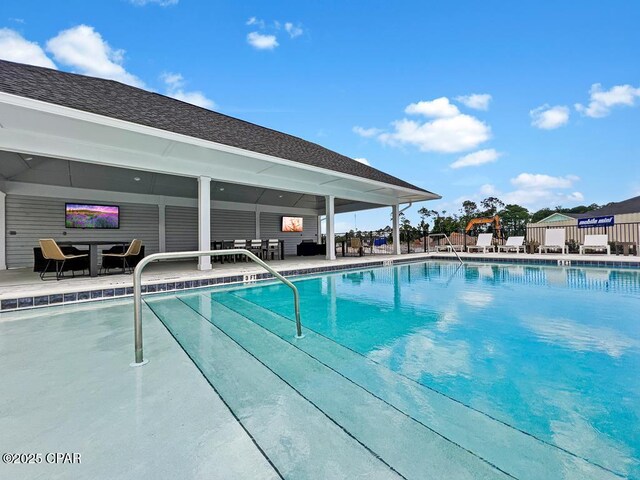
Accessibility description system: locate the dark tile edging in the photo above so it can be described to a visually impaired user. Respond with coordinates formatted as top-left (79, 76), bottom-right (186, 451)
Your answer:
top-left (0, 259), bottom-right (387, 313)
top-left (3, 256), bottom-right (637, 313)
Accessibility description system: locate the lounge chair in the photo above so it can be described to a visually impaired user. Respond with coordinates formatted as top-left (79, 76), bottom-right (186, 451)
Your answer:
top-left (579, 234), bottom-right (610, 255)
top-left (538, 229), bottom-right (567, 254)
top-left (101, 239), bottom-right (142, 274)
top-left (39, 238), bottom-right (89, 280)
top-left (467, 233), bottom-right (495, 253)
top-left (435, 242), bottom-right (464, 253)
top-left (497, 236), bottom-right (526, 254)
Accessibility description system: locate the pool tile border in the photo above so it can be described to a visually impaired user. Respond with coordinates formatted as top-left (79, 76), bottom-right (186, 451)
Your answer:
top-left (1, 256), bottom-right (638, 313)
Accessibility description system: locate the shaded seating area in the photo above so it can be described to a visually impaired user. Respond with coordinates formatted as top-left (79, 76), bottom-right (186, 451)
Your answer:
top-left (211, 239), bottom-right (285, 263)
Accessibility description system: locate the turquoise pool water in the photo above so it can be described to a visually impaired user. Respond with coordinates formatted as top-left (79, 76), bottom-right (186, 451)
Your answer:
top-left (146, 261), bottom-right (640, 479)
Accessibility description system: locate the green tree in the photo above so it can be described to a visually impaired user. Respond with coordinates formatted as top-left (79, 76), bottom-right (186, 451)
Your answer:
top-left (480, 196), bottom-right (505, 216)
top-left (499, 204), bottom-right (530, 235)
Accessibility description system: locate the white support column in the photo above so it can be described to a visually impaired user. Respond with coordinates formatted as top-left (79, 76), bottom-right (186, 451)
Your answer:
top-left (158, 203), bottom-right (166, 253)
top-left (317, 215), bottom-right (323, 244)
top-left (325, 196), bottom-right (336, 260)
top-left (392, 204), bottom-right (401, 255)
top-left (198, 176), bottom-right (212, 270)
top-left (0, 191), bottom-right (6, 270)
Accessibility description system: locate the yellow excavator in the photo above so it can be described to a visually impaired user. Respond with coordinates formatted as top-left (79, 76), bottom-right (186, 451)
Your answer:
top-left (465, 215), bottom-right (503, 240)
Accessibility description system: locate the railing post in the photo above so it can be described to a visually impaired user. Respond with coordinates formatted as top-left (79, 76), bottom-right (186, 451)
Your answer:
top-left (131, 249), bottom-right (303, 367)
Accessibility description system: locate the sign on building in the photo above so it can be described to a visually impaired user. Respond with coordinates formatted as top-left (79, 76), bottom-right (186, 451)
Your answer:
top-left (577, 215), bottom-right (615, 228)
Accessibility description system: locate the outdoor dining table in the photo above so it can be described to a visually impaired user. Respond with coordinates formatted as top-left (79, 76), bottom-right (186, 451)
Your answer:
top-left (57, 240), bottom-right (128, 277)
top-left (210, 240), bottom-right (285, 262)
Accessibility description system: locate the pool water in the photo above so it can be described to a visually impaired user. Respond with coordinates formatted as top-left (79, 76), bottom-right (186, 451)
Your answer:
top-left (146, 262), bottom-right (640, 479)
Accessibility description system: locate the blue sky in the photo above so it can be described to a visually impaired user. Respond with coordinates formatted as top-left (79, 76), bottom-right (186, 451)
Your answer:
top-left (1, 0), bottom-right (639, 231)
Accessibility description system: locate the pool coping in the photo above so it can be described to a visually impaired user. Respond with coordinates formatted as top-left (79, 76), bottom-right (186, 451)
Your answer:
top-left (1, 255), bottom-right (639, 313)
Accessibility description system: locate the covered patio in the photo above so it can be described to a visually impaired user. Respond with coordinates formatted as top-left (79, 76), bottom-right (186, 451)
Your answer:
top-left (0, 59), bottom-right (439, 300)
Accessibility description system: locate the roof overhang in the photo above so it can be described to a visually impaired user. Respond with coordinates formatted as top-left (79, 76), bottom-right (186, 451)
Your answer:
top-left (0, 92), bottom-right (439, 207)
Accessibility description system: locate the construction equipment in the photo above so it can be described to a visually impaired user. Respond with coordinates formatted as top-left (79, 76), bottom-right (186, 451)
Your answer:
top-left (465, 215), bottom-right (502, 239)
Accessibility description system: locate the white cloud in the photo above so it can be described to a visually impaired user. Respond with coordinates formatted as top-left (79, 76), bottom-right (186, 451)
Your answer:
top-left (456, 93), bottom-right (492, 111)
top-left (575, 83), bottom-right (640, 118)
top-left (471, 174), bottom-right (584, 209)
top-left (511, 173), bottom-right (579, 189)
top-left (353, 157), bottom-right (370, 166)
top-left (450, 149), bottom-right (501, 169)
top-left (247, 32), bottom-right (279, 50)
top-left (479, 184), bottom-right (498, 196)
top-left (405, 97), bottom-right (460, 118)
top-left (161, 72), bottom-right (215, 109)
top-left (353, 126), bottom-right (382, 138)
top-left (284, 22), bottom-right (303, 38)
top-left (246, 17), bottom-right (265, 28)
top-left (129, 0), bottom-right (178, 5)
top-left (379, 113), bottom-right (491, 153)
top-left (530, 104), bottom-right (570, 129)
top-left (0, 28), bottom-right (57, 69)
top-left (46, 25), bottom-right (144, 87)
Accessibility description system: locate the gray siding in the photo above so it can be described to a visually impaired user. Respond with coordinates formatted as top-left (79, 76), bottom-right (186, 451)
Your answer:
top-left (260, 213), bottom-right (319, 255)
top-left (5, 195), bottom-right (159, 268)
top-left (165, 207), bottom-right (257, 252)
top-left (165, 206), bottom-right (198, 252)
top-left (212, 209), bottom-right (256, 240)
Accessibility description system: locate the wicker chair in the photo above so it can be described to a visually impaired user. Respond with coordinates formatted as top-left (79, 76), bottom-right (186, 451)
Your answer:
top-left (38, 239), bottom-right (89, 281)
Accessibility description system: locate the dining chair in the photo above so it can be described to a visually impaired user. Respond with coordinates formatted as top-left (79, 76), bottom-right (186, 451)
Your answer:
top-left (38, 238), bottom-right (89, 281)
top-left (101, 239), bottom-right (142, 274)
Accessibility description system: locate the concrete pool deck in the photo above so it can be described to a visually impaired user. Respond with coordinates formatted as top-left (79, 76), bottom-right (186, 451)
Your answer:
top-left (0, 299), bottom-right (280, 480)
top-left (0, 251), bottom-right (638, 312)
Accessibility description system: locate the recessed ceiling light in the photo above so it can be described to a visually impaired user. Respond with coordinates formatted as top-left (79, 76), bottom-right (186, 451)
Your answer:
top-left (278, 194), bottom-right (284, 198)
top-left (24, 156), bottom-right (33, 161)
top-left (133, 176), bottom-right (141, 182)
top-left (219, 187), bottom-right (225, 191)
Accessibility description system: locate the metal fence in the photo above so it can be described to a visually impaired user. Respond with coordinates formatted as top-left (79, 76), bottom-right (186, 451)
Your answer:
top-left (322, 221), bottom-right (640, 256)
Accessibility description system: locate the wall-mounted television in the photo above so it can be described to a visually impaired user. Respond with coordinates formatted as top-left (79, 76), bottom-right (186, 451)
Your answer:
top-left (65, 203), bottom-right (120, 229)
top-left (282, 216), bottom-right (303, 232)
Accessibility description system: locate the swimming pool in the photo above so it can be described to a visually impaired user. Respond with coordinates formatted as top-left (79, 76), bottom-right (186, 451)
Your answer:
top-left (144, 261), bottom-right (639, 479)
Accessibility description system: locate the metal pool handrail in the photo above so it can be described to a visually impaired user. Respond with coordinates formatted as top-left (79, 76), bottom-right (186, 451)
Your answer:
top-left (427, 233), bottom-right (464, 264)
top-left (131, 249), bottom-right (303, 367)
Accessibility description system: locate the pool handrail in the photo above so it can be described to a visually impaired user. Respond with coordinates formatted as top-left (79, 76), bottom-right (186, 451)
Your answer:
top-left (427, 233), bottom-right (464, 264)
top-left (131, 249), bottom-right (303, 367)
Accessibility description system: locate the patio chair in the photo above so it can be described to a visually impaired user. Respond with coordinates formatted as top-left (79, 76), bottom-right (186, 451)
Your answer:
top-left (38, 238), bottom-right (89, 281)
top-left (497, 236), bottom-right (526, 254)
top-left (232, 239), bottom-right (249, 262)
top-left (101, 239), bottom-right (142, 274)
top-left (435, 243), bottom-right (464, 253)
top-left (249, 239), bottom-right (263, 259)
top-left (265, 239), bottom-right (281, 260)
top-left (538, 229), bottom-right (567, 254)
top-left (579, 234), bottom-right (610, 255)
top-left (466, 233), bottom-right (495, 253)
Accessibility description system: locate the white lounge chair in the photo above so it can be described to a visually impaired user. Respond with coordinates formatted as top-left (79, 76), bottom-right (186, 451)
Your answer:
top-left (538, 229), bottom-right (567, 254)
top-left (579, 234), bottom-right (610, 255)
top-left (435, 243), bottom-right (464, 252)
top-left (497, 236), bottom-right (526, 254)
top-left (467, 233), bottom-right (495, 253)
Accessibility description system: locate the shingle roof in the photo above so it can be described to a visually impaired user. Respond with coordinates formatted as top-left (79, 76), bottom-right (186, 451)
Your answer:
top-left (577, 195), bottom-right (640, 217)
top-left (0, 59), bottom-right (437, 197)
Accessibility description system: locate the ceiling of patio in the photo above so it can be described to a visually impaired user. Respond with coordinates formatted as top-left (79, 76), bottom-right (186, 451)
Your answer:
top-left (0, 150), bottom-right (383, 213)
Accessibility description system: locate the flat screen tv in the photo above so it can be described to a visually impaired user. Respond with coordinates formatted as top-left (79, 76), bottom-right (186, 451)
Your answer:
top-left (65, 203), bottom-right (120, 229)
top-left (281, 216), bottom-right (303, 232)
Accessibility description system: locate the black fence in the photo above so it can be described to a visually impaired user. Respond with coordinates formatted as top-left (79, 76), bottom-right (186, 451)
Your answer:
top-left (321, 221), bottom-right (640, 256)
